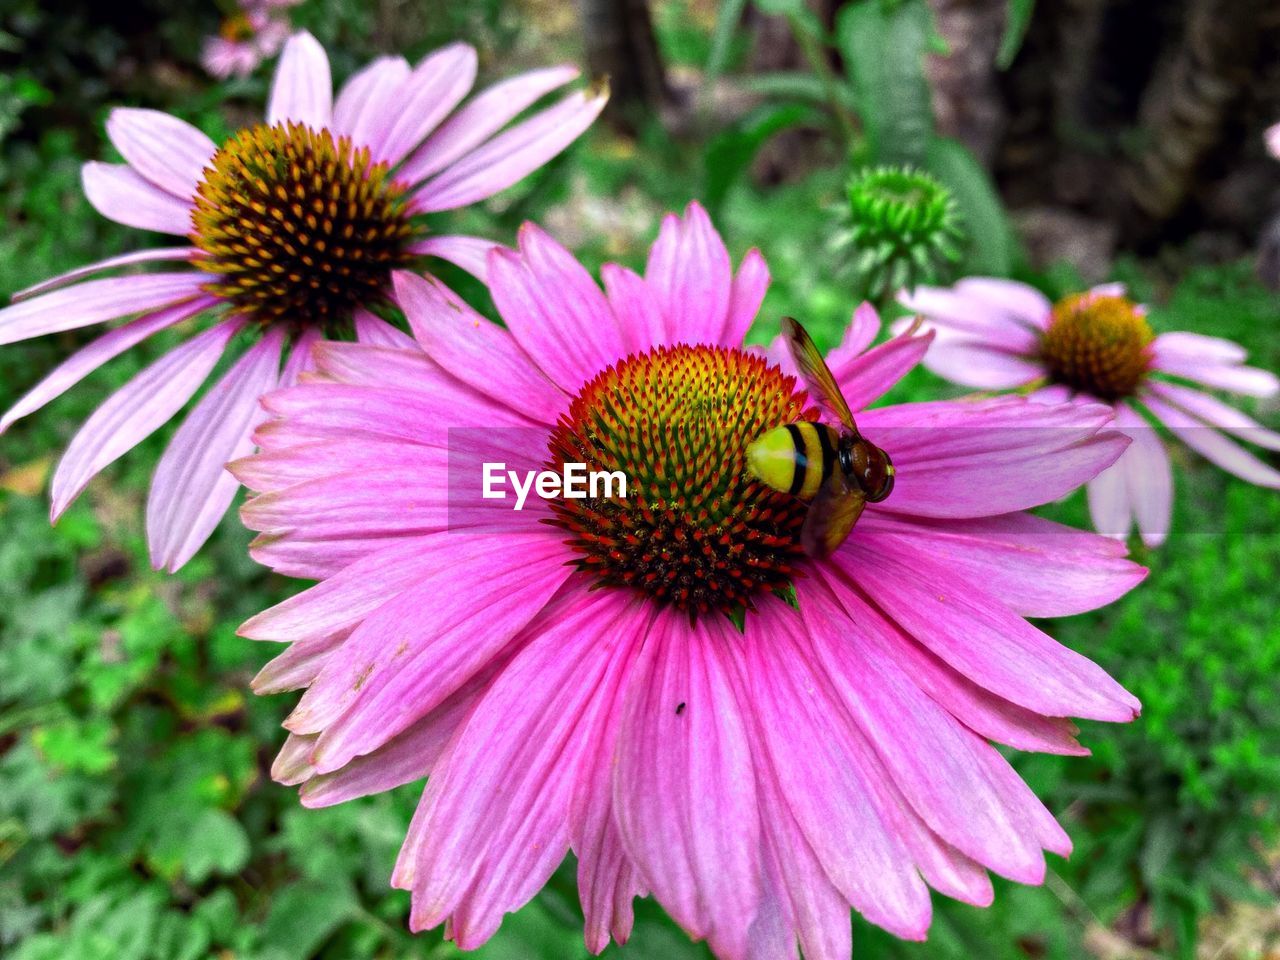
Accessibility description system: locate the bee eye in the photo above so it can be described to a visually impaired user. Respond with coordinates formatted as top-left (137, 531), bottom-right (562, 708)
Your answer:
top-left (857, 445), bottom-right (895, 502)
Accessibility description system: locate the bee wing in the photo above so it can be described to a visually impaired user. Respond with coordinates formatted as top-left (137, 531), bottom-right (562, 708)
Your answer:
top-left (782, 317), bottom-right (858, 434)
top-left (800, 470), bottom-right (866, 558)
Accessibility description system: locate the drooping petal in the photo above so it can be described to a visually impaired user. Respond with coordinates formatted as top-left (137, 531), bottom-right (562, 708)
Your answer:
top-left (1147, 381), bottom-right (1280, 452)
top-left (393, 270), bottom-right (564, 424)
top-left (917, 338), bottom-right (1044, 390)
top-left (1151, 334), bottom-right (1279, 398)
top-left (12, 247), bottom-right (202, 302)
top-left (855, 511), bottom-right (1146, 618)
top-left (488, 227), bottom-right (624, 393)
top-left (859, 396), bottom-right (1129, 519)
top-left (644, 202), bottom-right (733, 347)
top-left (49, 319), bottom-right (243, 518)
top-left (829, 539), bottom-right (1141, 722)
top-left (407, 235), bottom-right (501, 284)
top-left (375, 43), bottom-right (477, 166)
top-left (232, 438), bottom-right (440, 494)
top-left (952, 277), bottom-right (1053, 330)
top-left (290, 533), bottom-right (574, 768)
top-left (0, 296), bottom-right (216, 435)
top-left (1151, 331), bottom-right (1248, 366)
top-left (601, 262), bottom-right (668, 355)
top-left (614, 610), bottom-right (762, 960)
top-left (278, 328), bottom-right (323, 389)
top-left (0, 273), bottom-right (209, 346)
top-left (147, 327), bottom-right (285, 571)
top-left (398, 588), bottom-right (642, 948)
top-left (1114, 402), bottom-right (1172, 547)
top-left (400, 64), bottom-right (580, 184)
top-left (330, 55), bottom-right (411, 156)
top-left (252, 630), bottom-right (347, 695)
top-left (412, 84), bottom-right (607, 212)
top-left (105, 107), bottom-right (216, 199)
top-left (267, 31), bottom-right (333, 129)
top-left (82, 162), bottom-right (196, 235)
top-left (1143, 394), bottom-right (1280, 487)
top-left (899, 283), bottom-right (1044, 347)
top-left (1086, 461), bottom-right (1133, 541)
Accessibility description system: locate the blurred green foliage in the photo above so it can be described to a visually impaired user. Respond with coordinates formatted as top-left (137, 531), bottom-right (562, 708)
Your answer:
top-left (2, 2), bottom-right (1279, 959)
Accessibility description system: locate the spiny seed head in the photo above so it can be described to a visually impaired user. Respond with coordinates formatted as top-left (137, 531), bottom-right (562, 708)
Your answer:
top-left (546, 345), bottom-right (814, 616)
top-left (833, 165), bottom-right (965, 303)
top-left (1041, 292), bottom-right (1153, 400)
top-left (191, 121), bottom-right (416, 328)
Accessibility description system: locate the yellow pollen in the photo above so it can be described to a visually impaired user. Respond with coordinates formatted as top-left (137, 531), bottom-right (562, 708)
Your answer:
top-left (1040, 293), bottom-right (1153, 400)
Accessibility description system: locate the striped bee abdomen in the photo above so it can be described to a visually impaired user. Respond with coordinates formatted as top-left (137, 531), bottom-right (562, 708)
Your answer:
top-left (746, 421), bottom-right (838, 501)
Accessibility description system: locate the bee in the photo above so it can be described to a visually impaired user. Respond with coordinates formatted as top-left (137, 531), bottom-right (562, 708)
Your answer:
top-left (746, 317), bottom-right (895, 557)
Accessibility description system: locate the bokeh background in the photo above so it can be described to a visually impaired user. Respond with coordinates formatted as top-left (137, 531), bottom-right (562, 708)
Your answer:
top-left (2, 1), bottom-right (1279, 958)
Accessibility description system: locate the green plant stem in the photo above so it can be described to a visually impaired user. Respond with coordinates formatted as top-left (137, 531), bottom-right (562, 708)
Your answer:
top-left (786, 12), bottom-right (857, 152)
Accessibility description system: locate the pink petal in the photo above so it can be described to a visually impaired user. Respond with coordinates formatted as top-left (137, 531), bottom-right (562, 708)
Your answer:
top-left (722, 248), bottom-right (770, 347)
top-left (614, 610), bottom-right (762, 959)
top-left (292, 534), bottom-right (574, 767)
top-left (800, 587), bottom-right (1068, 883)
top-left (919, 338), bottom-right (1044, 390)
top-left (412, 84), bottom-right (607, 212)
top-left (353, 308), bottom-right (417, 349)
top-left (830, 327), bottom-right (935, 412)
top-left (859, 396), bottom-right (1129, 519)
top-left (252, 630), bottom-right (347, 695)
top-left (375, 43), bottom-right (477, 166)
top-left (1114, 403), bottom-right (1172, 547)
top-left (856, 510), bottom-right (1146, 618)
top-left (830, 540), bottom-right (1141, 722)
top-left (105, 108), bottom-right (216, 199)
top-left (231, 438), bottom-right (439, 494)
top-left (278, 328), bottom-right (322, 389)
top-left (823, 302), bottom-right (883, 371)
top-left (1028, 384), bottom-right (1072, 405)
top-left (812, 569), bottom-right (1087, 756)
top-left (238, 537), bottom-right (451, 643)
top-left (898, 283), bottom-right (1044, 347)
top-left (953, 278), bottom-right (1053, 330)
top-left (393, 271), bottom-right (564, 424)
top-left (49, 319), bottom-right (243, 518)
top-left (0, 296), bottom-right (215, 435)
top-left (1152, 331), bottom-right (1248, 366)
top-left (82, 162), bottom-right (195, 235)
top-left (601, 262), bottom-right (668, 355)
top-left (13, 247), bottom-right (202, 302)
top-left (743, 606), bottom-right (932, 939)
top-left (1151, 333), bottom-right (1278, 398)
top-left (1086, 461), bottom-right (1132, 541)
top-left (267, 31), bottom-right (332, 129)
top-left (644, 202), bottom-right (733, 347)
top-left (300, 656), bottom-right (502, 808)
top-left (407, 235), bottom-right (500, 284)
top-left (0, 272), bottom-right (210, 346)
top-left (1144, 394), bottom-right (1280, 488)
top-left (399, 589), bottom-right (641, 947)
top-left (147, 327), bottom-right (285, 571)
top-left (488, 227), bottom-right (624, 393)
top-left (330, 55), bottom-right (410, 156)
top-left (399, 64), bottom-right (580, 184)
top-left (1147, 381), bottom-right (1280, 452)
top-left (1268, 123), bottom-right (1280, 159)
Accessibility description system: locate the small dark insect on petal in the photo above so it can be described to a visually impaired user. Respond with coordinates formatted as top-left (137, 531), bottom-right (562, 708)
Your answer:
top-left (675, 702), bottom-right (686, 715)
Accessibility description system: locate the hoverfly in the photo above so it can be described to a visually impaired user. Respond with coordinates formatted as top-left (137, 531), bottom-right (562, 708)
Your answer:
top-left (746, 317), bottom-right (895, 557)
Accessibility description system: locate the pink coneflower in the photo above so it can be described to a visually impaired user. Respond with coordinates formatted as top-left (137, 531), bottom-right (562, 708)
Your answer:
top-left (1267, 123), bottom-right (1280, 159)
top-left (201, 7), bottom-right (291, 81)
top-left (0, 31), bottom-right (606, 571)
top-left (899, 279), bottom-right (1280, 546)
top-left (237, 203), bottom-right (1144, 957)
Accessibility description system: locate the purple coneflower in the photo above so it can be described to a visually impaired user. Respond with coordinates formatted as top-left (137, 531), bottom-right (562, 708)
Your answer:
top-left (201, 4), bottom-right (292, 81)
top-left (237, 203), bottom-right (1145, 957)
top-left (899, 279), bottom-right (1280, 546)
top-left (0, 31), bottom-right (605, 570)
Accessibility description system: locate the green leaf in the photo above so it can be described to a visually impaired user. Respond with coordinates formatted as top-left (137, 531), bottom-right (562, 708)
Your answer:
top-left (924, 136), bottom-right (1016, 276)
top-left (836, 0), bottom-right (936, 166)
top-left (256, 881), bottom-right (359, 960)
top-left (706, 0), bottom-right (748, 84)
top-left (703, 103), bottom-right (814, 214)
top-left (997, 0), bottom-right (1036, 69)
